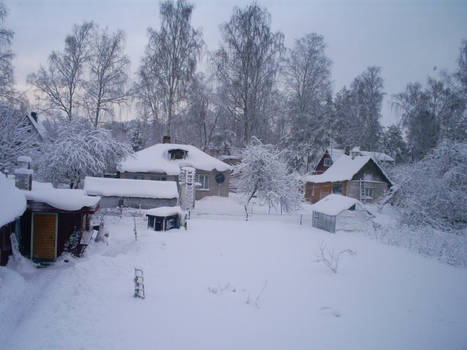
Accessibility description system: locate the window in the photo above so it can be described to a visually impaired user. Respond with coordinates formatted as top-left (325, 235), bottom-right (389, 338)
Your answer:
top-left (168, 149), bottom-right (187, 160)
top-left (360, 184), bottom-right (374, 199)
top-left (324, 157), bottom-right (332, 167)
top-left (332, 183), bottom-right (343, 194)
top-left (311, 183), bottom-right (315, 196)
top-left (151, 176), bottom-right (166, 181)
top-left (196, 174), bottom-right (209, 190)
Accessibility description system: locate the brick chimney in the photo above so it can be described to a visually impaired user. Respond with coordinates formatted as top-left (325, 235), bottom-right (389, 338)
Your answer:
top-left (14, 156), bottom-right (33, 191)
top-left (162, 135), bottom-right (171, 144)
top-left (344, 146), bottom-right (351, 156)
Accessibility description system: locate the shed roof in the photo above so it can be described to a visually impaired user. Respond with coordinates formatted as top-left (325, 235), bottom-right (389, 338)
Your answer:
top-left (311, 194), bottom-right (361, 216)
top-left (146, 206), bottom-right (185, 217)
top-left (24, 188), bottom-right (100, 211)
top-left (118, 143), bottom-right (232, 175)
top-left (0, 172), bottom-right (26, 227)
top-left (84, 176), bottom-right (179, 199)
top-left (327, 148), bottom-right (394, 163)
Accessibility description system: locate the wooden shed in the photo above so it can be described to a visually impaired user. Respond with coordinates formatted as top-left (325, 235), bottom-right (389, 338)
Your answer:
top-left (19, 188), bottom-right (100, 262)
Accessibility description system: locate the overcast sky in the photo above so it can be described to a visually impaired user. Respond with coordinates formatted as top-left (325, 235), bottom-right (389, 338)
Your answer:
top-left (5, 0), bottom-right (467, 125)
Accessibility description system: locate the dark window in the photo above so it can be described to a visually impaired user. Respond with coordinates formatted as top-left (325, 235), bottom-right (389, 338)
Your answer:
top-left (324, 158), bottom-right (332, 167)
top-left (332, 183), bottom-right (343, 194)
top-left (169, 149), bottom-right (188, 160)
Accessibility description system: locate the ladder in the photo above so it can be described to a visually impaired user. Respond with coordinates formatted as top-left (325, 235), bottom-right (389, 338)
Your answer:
top-left (134, 268), bottom-right (145, 299)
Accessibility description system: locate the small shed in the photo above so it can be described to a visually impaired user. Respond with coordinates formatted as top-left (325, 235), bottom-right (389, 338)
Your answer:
top-left (84, 176), bottom-right (179, 209)
top-left (311, 194), bottom-right (362, 233)
top-left (146, 206), bottom-right (185, 231)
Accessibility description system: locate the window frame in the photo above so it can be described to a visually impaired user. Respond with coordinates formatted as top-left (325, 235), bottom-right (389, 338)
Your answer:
top-left (196, 173), bottom-right (209, 191)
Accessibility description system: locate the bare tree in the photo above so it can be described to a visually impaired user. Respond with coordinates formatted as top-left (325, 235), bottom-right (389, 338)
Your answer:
top-left (28, 22), bottom-right (93, 120)
top-left (0, 1), bottom-right (14, 102)
top-left (84, 28), bottom-right (130, 127)
top-left (138, 0), bottom-right (202, 137)
top-left (282, 33), bottom-right (332, 172)
top-left (214, 3), bottom-right (284, 146)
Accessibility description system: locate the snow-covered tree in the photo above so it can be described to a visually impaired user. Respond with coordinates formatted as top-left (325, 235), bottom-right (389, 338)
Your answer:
top-left (138, 0), bottom-right (202, 137)
top-left (380, 125), bottom-right (408, 164)
top-left (0, 105), bottom-right (38, 172)
top-left (392, 140), bottom-right (467, 231)
top-left (84, 27), bottom-right (130, 127)
top-left (236, 137), bottom-right (301, 219)
top-left (38, 118), bottom-right (132, 188)
top-left (0, 2), bottom-right (14, 102)
top-left (214, 3), bottom-right (284, 145)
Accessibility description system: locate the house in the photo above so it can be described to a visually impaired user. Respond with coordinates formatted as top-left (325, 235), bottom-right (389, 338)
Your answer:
top-left (13, 158), bottom-right (100, 263)
top-left (118, 138), bottom-right (233, 200)
top-left (304, 154), bottom-right (393, 204)
top-left (311, 194), bottom-right (365, 233)
top-left (313, 147), bottom-right (394, 175)
top-left (84, 176), bottom-right (179, 209)
top-left (0, 171), bottom-right (26, 266)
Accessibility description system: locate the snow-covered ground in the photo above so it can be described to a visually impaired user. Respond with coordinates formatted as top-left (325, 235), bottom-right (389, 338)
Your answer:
top-left (1, 196), bottom-right (466, 350)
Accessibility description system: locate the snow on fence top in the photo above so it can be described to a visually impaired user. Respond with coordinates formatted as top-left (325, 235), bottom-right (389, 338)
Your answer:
top-left (0, 172), bottom-right (26, 227)
top-left (311, 194), bottom-right (361, 216)
top-left (84, 176), bottom-right (179, 199)
top-left (118, 143), bottom-right (232, 175)
top-left (305, 155), bottom-right (372, 183)
top-left (24, 188), bottom-right (100, 211)
top-left (146, 206), bottom-right (185, 217)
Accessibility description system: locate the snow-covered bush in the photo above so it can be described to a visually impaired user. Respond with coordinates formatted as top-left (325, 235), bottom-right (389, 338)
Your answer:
top-left (391, 140), bottom-right (466, 231)
top-left (38, 118), bottom-right (133, 188)
top-left (235, 137), bottom-right (301, 218)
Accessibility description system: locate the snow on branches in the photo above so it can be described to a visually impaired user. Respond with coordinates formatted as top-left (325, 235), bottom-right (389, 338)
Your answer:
top-left (236, 137), bottom-right (301, 219)
top-left (38, 118), bottom-right (132, 188)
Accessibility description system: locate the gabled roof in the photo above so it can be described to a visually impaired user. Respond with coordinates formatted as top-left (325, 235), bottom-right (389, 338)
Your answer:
top-left (84, 176), bottom-right (179, 199)
top-left (327, 148), bottom-right (394, 163)
top-left (118, 143), bottom-right (232, 175)
top-left (0, 172), bottom-right (26, 227)
top-left (304, 155), bottom-right (393, 185)
top-left (26, 114), bottom-right (48, 140)
top-left (311, 194), bottom-right (361, 216)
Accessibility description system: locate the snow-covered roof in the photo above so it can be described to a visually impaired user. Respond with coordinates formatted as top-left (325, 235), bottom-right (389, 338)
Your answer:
top-left (146, 206), bottom-right (185, 217)
top-left (328, 148), bottom-right (394, 163)
top-left (118, 143), bottom-right (232, 175)
top-left (0, 172), bottom-right (26, 227)
top-left (24, 188), bottom-right (100, 211)
top-left (305, 155), bottom-right (373, 183)
top-left (311, 194), bottom-right (361, 216)
top-left (84, 176), bottom-right (179, 199)
top-left (26, 114), bottom-right (48, 140)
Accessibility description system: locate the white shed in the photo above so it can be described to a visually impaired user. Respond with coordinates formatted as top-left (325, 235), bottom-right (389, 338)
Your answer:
top-left (311, 194), bottom-right (363, 233)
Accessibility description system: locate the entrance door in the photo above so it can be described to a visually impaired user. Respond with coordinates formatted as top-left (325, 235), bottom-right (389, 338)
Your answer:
top-left (32, 213), bottom-right (57, 260)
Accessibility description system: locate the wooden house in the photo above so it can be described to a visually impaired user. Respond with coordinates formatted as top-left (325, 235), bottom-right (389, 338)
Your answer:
top-left (118, 137), bottom-right (232, 201)
top-left (313, 147), bottom-right (394, 175)
top-left (13, 158), bottom-right (100, 263)
top-left (84, 176), bottom-right (178, 209)
top-left (304, 154), bottom-right (393, 204)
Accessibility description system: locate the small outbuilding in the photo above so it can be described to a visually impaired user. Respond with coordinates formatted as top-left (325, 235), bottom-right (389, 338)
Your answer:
top-left (146, 206), bottom-right (186, 231)
top-left (311, 194), bottom-right (363, 233)
top-left (84, 176), bottom-right (179, 209)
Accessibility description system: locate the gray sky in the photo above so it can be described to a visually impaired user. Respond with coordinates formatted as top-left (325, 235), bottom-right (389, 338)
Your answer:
top-left (5, 0), bottom-right (467, 125)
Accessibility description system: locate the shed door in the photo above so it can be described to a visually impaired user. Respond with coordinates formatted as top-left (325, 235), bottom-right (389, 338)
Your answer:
top-left (32, 213), bottom-right (57, 260)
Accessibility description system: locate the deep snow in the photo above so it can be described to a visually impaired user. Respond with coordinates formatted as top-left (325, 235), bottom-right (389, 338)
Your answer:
top-left (0, 196), bottom-right (466, 350)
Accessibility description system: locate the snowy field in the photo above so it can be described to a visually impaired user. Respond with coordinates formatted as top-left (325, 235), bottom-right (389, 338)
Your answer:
top-left (1, 196), bottom-right (466, 350)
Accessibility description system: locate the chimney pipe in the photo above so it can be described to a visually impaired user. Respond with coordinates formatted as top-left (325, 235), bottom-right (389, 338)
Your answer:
top-left (15, 156), bottom-right (33, 191)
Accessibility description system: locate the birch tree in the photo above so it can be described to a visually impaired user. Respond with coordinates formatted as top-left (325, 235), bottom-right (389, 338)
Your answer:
top-left (0, 2), bottom-right (14, 102)
top-left (138, 0), bottom-right (202, 137)
top-left (84, 28), bottom-right (130, 127)
top-left (27, 22), bottom-right (93, 120)
top-left (214, 3), bottom-right (284, 146)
